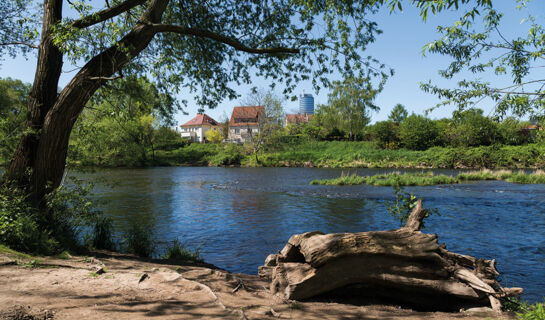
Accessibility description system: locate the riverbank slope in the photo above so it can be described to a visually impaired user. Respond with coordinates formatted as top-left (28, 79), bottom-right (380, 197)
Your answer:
top-left (0, 249), bottom-right (512, 320)
top-left (148, 142), bottom-right (545, 169)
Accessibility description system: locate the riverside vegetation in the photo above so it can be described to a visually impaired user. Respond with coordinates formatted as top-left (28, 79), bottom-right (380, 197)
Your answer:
top-left (310, 170), bottom-right (545, 186)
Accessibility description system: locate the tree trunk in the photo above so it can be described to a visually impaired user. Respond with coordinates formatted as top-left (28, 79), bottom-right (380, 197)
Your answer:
top-left (259, 201), bottom-right (522, 312)
top-left (2, 0), bottom-right (170, 208)
top-left (3, 0), bottom-right (63, 206)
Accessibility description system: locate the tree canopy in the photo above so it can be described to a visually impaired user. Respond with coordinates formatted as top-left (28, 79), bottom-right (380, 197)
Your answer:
top-left (421, 0), bottom-right (544, 120)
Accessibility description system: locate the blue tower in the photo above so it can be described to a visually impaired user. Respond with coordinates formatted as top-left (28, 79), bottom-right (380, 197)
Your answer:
top-left (299, 93), bottom-right (314, 114)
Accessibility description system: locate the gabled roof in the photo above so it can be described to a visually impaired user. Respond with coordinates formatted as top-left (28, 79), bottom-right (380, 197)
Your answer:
top-left (285, 113), bottom-right (313, 125)
top-left (230, 106), bottom-right (265, 127)
top-left (181, 113), bottom-right (219, 127)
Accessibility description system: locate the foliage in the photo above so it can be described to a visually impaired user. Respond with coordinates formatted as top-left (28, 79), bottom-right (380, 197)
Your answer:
top-left (388, 104), bottom-right (408, 124)
top-left (69, 76), bottom-right (183, 167)
top-left (205, 129), bottom-right (223, 144)
top-left (371, 121), bottom-right (401, 149)
top-left (399, 114), bottom-right (439, 150)
top-left (240, 89), bottom-right (285, 162)
top-left (385, 184), bottom-right (439, 228)
top-left (0, 184), bottom-right (57, 254)
top-left (0, 176), bottom-right (113, 254)
top-left (162, 238), bottom-right (203, 263)
top-left (0, 0), bottom-right (38, 59)
top-left (323, 76), bottom-right (382, 140)
top-left (421, 1), bottom-right (545, 119)
top-left (516, 300), bottom-right (545, 320)
top-left (449, 108), bottom-right (501, 147)
top-left (0, 78), bottom-right (31, 164)
top-left (122, 219), bottom-right (155, 258)
top-left (209, 144), bottom-right (244, 166)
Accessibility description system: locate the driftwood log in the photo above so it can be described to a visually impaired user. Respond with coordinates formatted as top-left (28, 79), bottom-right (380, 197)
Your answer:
top-left (258, 200), bottom-right (522, 311)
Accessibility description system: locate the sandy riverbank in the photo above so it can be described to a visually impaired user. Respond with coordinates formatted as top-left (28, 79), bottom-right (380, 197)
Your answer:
top-left (0, 250), bottom-right (513, 319)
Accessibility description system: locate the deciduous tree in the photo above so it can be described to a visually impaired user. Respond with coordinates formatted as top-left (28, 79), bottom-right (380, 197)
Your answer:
top-left (0, 0), bottom-right (493, 210)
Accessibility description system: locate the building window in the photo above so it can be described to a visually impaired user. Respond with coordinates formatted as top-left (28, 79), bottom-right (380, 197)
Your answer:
top-left (235, 128), bottom-right (240, 134)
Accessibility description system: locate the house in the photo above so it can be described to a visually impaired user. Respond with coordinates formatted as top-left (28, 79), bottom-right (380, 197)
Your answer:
top-left (285, 113), bottom-right (313, 126)
top-left (180, 113), bottom-right (220, 143)
top-left (228, 106), bottom-right (265, 143)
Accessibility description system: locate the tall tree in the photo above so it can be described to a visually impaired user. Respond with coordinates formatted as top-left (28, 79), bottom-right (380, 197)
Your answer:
top-left (240, 89), bottom-right (285, 163)
top-left (388, 103), bottom-right (408, 124)
top-left (0, 0), bottom-right (492, 210)
top-left (325, 76), bottom-right (382, 141)
top-left (69, 76), bottom-right (177, 166)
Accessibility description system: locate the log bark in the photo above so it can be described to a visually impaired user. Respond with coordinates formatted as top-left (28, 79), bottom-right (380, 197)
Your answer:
top-left (259, 200), bottom-right (522, 312)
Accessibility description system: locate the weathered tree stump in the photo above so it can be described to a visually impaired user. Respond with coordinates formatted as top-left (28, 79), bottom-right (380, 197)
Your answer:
top-left (258, 200), bottom-right (522, 311)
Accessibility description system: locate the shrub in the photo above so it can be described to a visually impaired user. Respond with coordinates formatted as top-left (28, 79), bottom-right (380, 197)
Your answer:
top-left (162, 238), bottom-right (203, 263)
top-left (0, 177), bottom-right (113, 255)
top-left (372, 121), bottom-right (401, 149)
top-left (399, 115), bottom-right (438, 150)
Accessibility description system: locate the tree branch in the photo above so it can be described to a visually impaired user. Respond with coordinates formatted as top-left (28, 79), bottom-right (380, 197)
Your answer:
top-left (150, 24), bottom-right (300, 54)
top-left (0, 42), bottom-right (39, 49)
top-left (72, 0), bottom-right (147, 29)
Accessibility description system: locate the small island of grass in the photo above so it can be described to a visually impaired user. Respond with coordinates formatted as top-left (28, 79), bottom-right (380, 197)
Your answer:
top-left (310, 169), bottom-right (545, 186)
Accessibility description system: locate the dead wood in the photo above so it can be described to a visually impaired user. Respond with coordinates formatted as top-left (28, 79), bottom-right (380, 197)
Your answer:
top-left (259, 199), bottom-right (521, 312)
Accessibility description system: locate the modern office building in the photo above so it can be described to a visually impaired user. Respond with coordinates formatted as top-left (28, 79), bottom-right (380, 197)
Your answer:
top-left (299, 93), bottom-right (314, 114)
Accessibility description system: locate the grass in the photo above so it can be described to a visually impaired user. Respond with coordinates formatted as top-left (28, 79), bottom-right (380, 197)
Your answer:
top-left (310, 170), bottom-right (545, 186)
top-left (516, 300), bottom-right (545, 320)
top-left (0, 244), bottom-right (34, 260)
top-left (458, 169), bottom-right (545, 184)
top-left (161, 239), bottom-right (203, 263)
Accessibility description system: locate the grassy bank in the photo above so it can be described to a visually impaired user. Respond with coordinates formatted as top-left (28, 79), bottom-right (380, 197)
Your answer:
top-left (149, 141), bottom-right (545, 169)
top-left (310, 170), bottom-right (545, 186)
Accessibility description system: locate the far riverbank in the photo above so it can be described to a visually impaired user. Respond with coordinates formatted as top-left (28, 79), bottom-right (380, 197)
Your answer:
top-left (62, 141), bottom-right (545, 170)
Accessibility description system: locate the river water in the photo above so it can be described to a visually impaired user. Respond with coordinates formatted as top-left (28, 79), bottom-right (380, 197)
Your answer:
top-left (83, 167), bottom-right (544, 302)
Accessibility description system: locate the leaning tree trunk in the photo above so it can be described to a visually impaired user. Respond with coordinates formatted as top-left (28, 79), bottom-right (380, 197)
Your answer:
top-left (2, 0), bottom-right (170, 209)
top-left (259, 200), bottom-right (522, 312)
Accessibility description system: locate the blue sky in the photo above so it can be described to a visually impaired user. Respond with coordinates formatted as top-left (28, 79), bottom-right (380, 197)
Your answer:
top-left (0, 1), bottom-right (543, 126)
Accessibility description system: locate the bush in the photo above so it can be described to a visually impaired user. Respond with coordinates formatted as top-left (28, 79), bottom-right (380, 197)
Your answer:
top-left (162, 238), bottom-right (203, 263)
top-left (0, 177), bottom-right (114, 255)
top-left (371, 120), bottom-right (401, 149)
top-left (209, 144), bottom-right (243, 166)
top-left (400, 115), bottom-right (439, 150)
top-left (122, 219), bottom-right (155, 258)
top-left (450, 109), bottom-right (501, 147)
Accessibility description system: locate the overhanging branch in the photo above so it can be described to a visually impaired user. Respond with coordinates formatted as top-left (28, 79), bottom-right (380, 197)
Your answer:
top-left (0, 42), bottom-right (39, 49)
top-left (72, 0), bottom-right (147, 29)
top-left (151, 24), bottom-right (300, 55)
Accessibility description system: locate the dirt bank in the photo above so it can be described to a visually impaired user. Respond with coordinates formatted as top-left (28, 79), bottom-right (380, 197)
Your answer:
top-left (0, 250), bottom-right (513, 319)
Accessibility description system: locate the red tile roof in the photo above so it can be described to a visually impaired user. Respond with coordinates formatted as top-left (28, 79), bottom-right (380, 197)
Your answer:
top-left (181, 113), bottom-right (219, 127)
top-left (285, 114), bottom-right (313, 125)
top-left (230, 106), bottom-right (265, 127)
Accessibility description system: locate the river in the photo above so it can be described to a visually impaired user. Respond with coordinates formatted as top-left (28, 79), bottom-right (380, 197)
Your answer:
top-left (82, 167), bottom-right (544, 302)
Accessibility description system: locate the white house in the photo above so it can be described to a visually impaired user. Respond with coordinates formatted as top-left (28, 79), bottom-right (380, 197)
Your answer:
top-left (180, 113), bottom-right (220, 143)
top-left (228, 106), bottom-right (265, 143)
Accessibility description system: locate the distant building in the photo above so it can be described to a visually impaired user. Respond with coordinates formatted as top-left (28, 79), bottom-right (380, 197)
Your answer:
top-left (299, 93), bottom-right (314, 115)
top-left (285, 113), bottom-right (313, 126)
top-left (180, 113), bottom-right (220, 143)
top-left (228, 106), bottom-right (265, 143)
